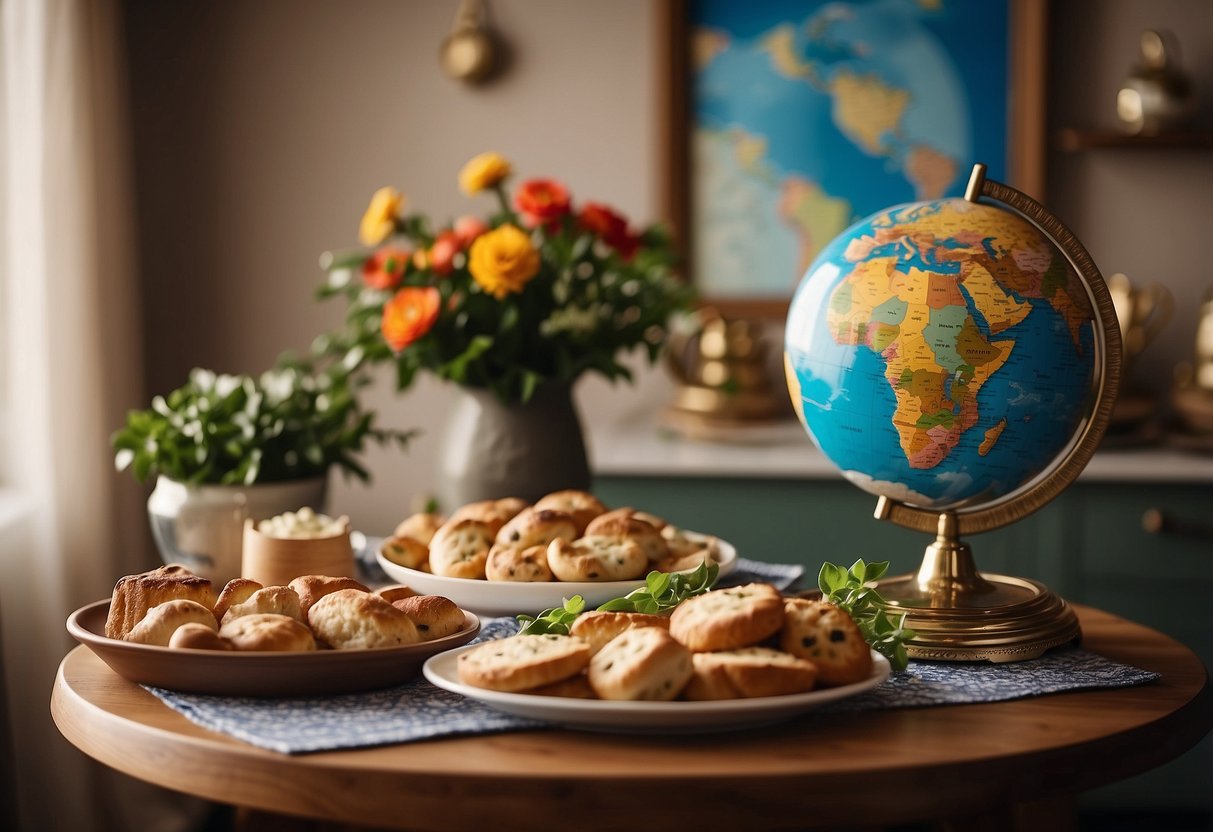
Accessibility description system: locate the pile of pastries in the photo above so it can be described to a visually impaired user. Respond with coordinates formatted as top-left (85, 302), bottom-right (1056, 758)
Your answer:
top-left (456, 584), bottom-right (873, 701)
top-left (103, 564), bottom-right (465, 652)
top-left (381, 489), bottom-right (719, 582)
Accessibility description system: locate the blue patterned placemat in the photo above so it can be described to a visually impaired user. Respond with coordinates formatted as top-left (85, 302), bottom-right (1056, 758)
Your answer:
top-left (145, 558), bottom-right (1158, 755)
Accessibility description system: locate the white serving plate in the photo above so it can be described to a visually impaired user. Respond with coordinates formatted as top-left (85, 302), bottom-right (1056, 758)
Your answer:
top-left (423, 646), bottom-right (889, 733)
top-left (376, 536), bottom-right (737, 617)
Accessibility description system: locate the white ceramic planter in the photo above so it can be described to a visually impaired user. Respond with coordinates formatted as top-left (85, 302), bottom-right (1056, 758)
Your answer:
top-left (147, 475), bottom-right (328, 586)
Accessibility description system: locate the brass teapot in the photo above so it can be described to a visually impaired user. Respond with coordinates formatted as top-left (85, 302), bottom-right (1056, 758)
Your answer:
top-left (664, 309), bottom-right (786, 431)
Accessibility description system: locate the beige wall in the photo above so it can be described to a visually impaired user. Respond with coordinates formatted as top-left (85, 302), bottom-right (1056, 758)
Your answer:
top-left (124, 0), bottom-right (1213, 535)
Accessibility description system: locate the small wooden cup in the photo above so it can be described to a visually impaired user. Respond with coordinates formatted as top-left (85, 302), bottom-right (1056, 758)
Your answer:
top-left (241, 517), bottom-right (356, 587)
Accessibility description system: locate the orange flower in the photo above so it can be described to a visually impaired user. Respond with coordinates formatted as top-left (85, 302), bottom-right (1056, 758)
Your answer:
top-left (428, 231), bottom-right (461, 276)
top-left (468, 224), bottom-right (540, 299)
top-left (514, 179), bottom-right (570, 230)
top-left (361, 247), bottom-right (410, 290)
top-left (381, 286), bottom-right (440, 351)
top-left (458, 152), bottom-right (512, 195)
top-left (453, 215), bottom-right (488, 248)
top-left (578, 201), bottom-right (637, 259)
top-left (359, 186), bottom-right (404, 246)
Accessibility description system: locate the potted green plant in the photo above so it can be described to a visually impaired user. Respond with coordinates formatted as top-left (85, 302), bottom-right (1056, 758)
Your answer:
top-left (315, 151), bottom-right (694, 508)
top-left (112, 357), bottom-right (410, 583)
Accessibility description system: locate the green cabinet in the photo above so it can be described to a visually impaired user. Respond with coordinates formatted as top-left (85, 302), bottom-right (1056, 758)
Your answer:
top-left (595, 473), bottom-right (1213, 815)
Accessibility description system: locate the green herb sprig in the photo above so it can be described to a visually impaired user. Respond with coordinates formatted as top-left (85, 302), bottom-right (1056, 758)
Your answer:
top-left (516, 559), bottom-right (719, 636)
top-left (818, 559), bottom-right (916, 672)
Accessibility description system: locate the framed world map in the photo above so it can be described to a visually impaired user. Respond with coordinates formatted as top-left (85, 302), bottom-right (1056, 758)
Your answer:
top-left (660, 0), bottom-right (1046, 318)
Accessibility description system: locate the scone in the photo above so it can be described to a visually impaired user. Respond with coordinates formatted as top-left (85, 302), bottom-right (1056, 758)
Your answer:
top-left (429, 519), bottom-right (495, 579)
top-left (219, 613), bottom-right (316, 652)
top-left (668, 583), bottom-right (785, 652)
top-left (780, 598), bottom-right (873, 687)
top-left (168, 622), bottom-right (233, 651)
top-left (288, 574), bottom-right (370, 616)
top-left (584, 508), bottom-right (669, 563)
top-left (587, 627), bottom-right (693, 701)
top-left (391, 594), bottom-right (466, 641)
top-left (456, 634), bottom-right (590, 692)
top-left (393, 511), bottom-right (445, 545)
top-left (494, 507), bottom-right (577, 550)
top-left (212, 578), bottom-right (263, 622)
top-left (379, 535), bottom-right (430, 572)
top-left (124, 599), bottom-right (219, 646)
top-left (307, 588), bottom-right (421, 649)
top-left (485, 543), bottom-right (554, 582)
top-left (105, 564), bottom-right (216, 640)
top-left (546, 536), bottom-right (648, 582)
top-left (532, 490), bottom-right (607, 535)
top-left (220, 585), bottom-right (304, 626)
top-left (447, 499), bottom-right (526, 536)
top-left (683, 647), bottom-right (818, 700)
top-left (569, 610), bottom-right (670, 656)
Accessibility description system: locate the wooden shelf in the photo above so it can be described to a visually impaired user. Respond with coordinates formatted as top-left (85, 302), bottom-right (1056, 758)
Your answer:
top-left (1056, 127), bottom-right (1213, 151)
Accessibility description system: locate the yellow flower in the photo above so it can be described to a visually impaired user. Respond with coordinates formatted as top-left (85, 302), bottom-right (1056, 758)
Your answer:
top-left (458, 152), bottom-right (512, 195)
top-left (359, 186), bottom-right (404, 246)
top-left (468, 224), bottom-right (540, 299)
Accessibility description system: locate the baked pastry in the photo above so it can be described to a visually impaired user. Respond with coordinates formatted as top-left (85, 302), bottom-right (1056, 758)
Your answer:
top-left (288, 574), bottom-right (370, 616)
top-left (220, 585), bottom-right (304, 626)
top-left (525, 672), bottom-right (597, 699)
top-left (532, 490), bottom-right (608, 535)
top-left (494, 507), bottom-right (577, 550)
top-left (654, 550), bottom-right (716, 574)
top-left (447, 499), bottom-right (525, 536)
top-left (668, 583), bottom-right (785, 652)
top-left (219, 613), bottom-right (316, 652)
top-left (390, 594), bottom-right (466, 641)
top-left (379, 536), bottom-right (430, 572)
top-left (375, 584), bottom-right (419, 604)
top-left (105, 564), bottom-right (216, 640)
top-left (545, 536), bottom-right (648, 582)
top-left (683, 647), bottom-right (818, 700)
top-left (587, 627), bottom-right (693, 701)
top-left (780, 599), bottom-right (872, 687)
top-left (456, 634), bottom-right (590, 692)
top-left (429, 519), bottom-right (495, 579)
top-left (584, 508), bottom-right (669, 563)
top-left (393, 511), bottom-right (445, 545)
top-left (212, 578), bottom-right (263, 623)
top-left (168, 622), bottom-right (233, 651)
top-left (124, 599), bottom-right (218, 647)
top-left (662, 525), bottom-right (719, 560)
top-left (569, 610), bottom-right (669, 656)
top-left (485, 543), bottom-right (554, 582)
top-left (307, 588), bottom-right (421, 649)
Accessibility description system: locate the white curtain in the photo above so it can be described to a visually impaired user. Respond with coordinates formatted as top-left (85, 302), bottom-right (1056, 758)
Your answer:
top-left (0, 1), bottom-right (204, 829)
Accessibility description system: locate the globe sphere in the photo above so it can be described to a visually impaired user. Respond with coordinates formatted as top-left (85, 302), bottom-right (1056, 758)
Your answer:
top-left (785, 198), bottom-right (1099, 511)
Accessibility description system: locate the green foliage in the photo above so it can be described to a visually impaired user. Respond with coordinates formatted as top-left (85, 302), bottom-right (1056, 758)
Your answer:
top-left (317, 176), bottom-right (695, 404)
top-left (111, 358), bottom-right (412, 486)
top-left (818, 559), bottom-right (917, 671)
top-left (515, 560), bottom-right (719, 635)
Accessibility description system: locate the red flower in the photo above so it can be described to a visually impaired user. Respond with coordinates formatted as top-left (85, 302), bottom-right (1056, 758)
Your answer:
top-left (453, 215), bottom-right (489, 248)
top-left (515, 179), bottom-right (571, 231)
top-left (577, 202), bottom-right (638, 259)
top-left (361, 247), bottom-right (410, 290)
top-left (381, 286), bottom-right (440, 351)
top-left (428, 231), bottom-right (461, 276)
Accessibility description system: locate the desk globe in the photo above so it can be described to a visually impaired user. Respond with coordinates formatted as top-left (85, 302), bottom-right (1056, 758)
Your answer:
top-left (784, 165), bottom-right (1122, 662)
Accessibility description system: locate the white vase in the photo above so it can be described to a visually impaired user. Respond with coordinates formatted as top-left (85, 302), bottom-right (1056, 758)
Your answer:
top-left (146, 475), bottom-right (328, 586)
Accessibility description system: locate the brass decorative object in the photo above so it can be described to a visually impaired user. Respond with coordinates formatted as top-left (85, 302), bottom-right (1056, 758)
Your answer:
top-left (1117, 30), bottom-right (1195, 136)
top-left (440, 0), bottom-right (497, 84)
top-left (1171, 288), bottom-right (1213, 441)
top-left (871, 165), bottom-right (1122, 662)
top-left (1106, 272), bottom-right (1172, 437)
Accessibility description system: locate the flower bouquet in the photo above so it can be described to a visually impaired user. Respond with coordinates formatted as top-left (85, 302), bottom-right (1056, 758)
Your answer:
top-left (315, 152), bottom-right (693, 404)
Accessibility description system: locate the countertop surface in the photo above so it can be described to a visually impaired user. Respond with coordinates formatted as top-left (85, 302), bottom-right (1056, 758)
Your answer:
top-left (590, 416), bottom-right (1213, 484)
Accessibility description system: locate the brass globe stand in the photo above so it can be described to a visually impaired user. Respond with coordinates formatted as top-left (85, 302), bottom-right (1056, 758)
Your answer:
top-left (872, 164), bottom-right (1122, 662)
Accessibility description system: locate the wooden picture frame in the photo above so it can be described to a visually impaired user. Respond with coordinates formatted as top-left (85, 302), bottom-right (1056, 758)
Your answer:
top-left (659, 0), bottom-right (1047, 320)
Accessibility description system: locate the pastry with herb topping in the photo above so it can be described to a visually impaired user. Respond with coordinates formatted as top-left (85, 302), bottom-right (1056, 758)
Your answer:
top-left (780, 598), bottom-right (872, 686)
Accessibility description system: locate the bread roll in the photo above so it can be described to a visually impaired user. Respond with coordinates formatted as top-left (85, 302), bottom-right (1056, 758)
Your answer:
top-left (307, 588), bottom-right (420, 649)
top-left (125, 599), bottom-right (218, 647)
top-left (391, 594), bottom-right (465, 641)
top-left (288, 574), bottom-right (370, 616)
top-left (212, 578), bottom-right (263, 623)
top-left (219, 613), bottom-right (316, 652)
top-left (105, 565), bottom-right (215, 640)
top-left (220, 585), bottom-right (304, 626)
top-left (168, 623), bottom-right (233, 651)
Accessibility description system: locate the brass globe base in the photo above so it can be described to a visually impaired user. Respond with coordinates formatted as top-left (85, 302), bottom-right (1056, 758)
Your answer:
top-left (875, 512), bottom-right (1081, 663)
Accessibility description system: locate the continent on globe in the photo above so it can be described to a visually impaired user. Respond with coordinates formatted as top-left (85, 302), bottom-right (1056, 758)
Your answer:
top-left (786, 198), bottom-right (1097, 510)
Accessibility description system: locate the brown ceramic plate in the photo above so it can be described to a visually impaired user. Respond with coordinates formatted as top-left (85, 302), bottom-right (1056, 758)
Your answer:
top-left (66, 599), bottom-right (480, 697)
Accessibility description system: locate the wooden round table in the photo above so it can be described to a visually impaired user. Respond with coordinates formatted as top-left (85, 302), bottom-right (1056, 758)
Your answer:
top-left (52, 605), bottom-right (1211, 831)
